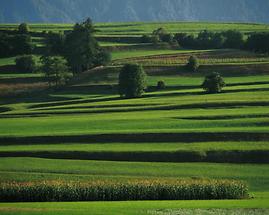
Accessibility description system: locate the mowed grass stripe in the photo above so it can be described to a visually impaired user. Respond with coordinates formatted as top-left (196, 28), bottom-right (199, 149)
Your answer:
top-left (0, 202), bottom-right (268, 215)
top-left (0, 142), bottom-right (268, 152)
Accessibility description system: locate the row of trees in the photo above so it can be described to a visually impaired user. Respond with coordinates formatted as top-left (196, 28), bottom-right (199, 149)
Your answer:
top-left (40, 18), bottom-right (111, 87)
top-left (44, 18), bottom-right (111, 75)
top-left (0, 33), bottom-right (33, 58)
top-left (174, 30), bottom-right (244, 49)
top-left (10, 19), bottom-right (110, 88)
top-left (141, 27), bottom-right (174, 44)
top-left (140, 28), bottom-right (244, 49)
top-left (141, 28), bottom-right (269, 53)
top-left (245, 32), bottom-right (269, 53)
top-left (0, 23), bottom-right (32, 58)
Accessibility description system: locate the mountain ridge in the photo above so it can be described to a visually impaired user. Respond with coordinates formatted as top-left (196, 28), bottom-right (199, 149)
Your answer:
top-left (1, 0), bottom-right (269, 24)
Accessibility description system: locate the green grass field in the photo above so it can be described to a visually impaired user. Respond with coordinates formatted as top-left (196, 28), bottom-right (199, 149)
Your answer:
top-left (0, 21), bottom-right (269, 214)
top-left (1, 22), bottom-right (269, 35)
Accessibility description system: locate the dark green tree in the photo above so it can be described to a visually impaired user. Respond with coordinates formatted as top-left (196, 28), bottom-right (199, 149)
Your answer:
top-left (45, 31), bottom-right (66, 55)
top-left (186, 55), bottom-right (199, 72)
top-left (15, 55), bottom-right (36, 73)
top-left (12, 34), bottom-right (33, 55)
top-left (119, 64), bottom-right (147, 98)
top-left (18, 23), bottom-right (30, 34)
top-left (141, 34), bottom-right (152, 43)
top-left (153, 27), bottom-right (167, 37)
top-left (202, 72), bottom-right (226, 93)
top-left (64, 18), bottom-right (110, 74)
top-left (40, 56), bottom-right (72, 87)
top-left (223, 30), bottom-right (244, 49)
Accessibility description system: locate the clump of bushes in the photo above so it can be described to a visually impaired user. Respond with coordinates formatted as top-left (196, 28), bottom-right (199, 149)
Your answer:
top-left (141, 27), bottom-right (174, 44)
top-left (0, 179), bottom-right (249, 202)
top-left (40, 56), bottom-right (73, 87)
top-left (174, 30), bottom-right (244, 49)
top-left (18, 23), bottom-right (30, 34)
top-left (15, 55), bottom-right (36, 73)
top-left (119, 64), bottom-right (147, 98)
top-left (202, 72), bottom-right (226, 93)
top-left (157, 81), bottom-right (166, 90)
top-left (186, 55), bottom-right (199, 72)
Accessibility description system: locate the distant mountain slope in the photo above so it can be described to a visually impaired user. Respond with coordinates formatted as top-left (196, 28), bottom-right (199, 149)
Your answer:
top-left (1, 0), bottom-right (269, 23)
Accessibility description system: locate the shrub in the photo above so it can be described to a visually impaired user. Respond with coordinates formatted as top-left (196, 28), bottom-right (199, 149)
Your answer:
top-left (245, 32), bottom-right (269, 54)
top-left (141, 34), bottom-right (152, 43)
top-left (40, 56), bottom-right (73, 87)
top-left (161, 33), bottom-right (174, 43)
top-left (45, 31), bottom-right (65, 55)
top-left (94, 48), bottom-right (111, 66)
top-left (202, 72), bottom-right (226, 93)
top-left (151, 35), bottom-right (161, 44)
top-left (119, 64), bottom-right (147, 98)
top-left (18, 23), bottom-right (30, 34)
top-left (15, 55), bottom-right (36, 73)
top-left (0, 179), bottom-right (249, 202)
top-left (223, 30), bottom-right (244, 49)
top-left (157, 81), bottom-right (166, 90)
top-left (186, 55), bottom-right (199, 72)
top-left (64, 18), bottom-right (110, 74)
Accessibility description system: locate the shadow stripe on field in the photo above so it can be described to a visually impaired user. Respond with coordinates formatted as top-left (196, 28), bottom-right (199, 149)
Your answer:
top-left (0, 150), bottom-right (268, 163)
top-left (1, 132), bottom-right (269, 145)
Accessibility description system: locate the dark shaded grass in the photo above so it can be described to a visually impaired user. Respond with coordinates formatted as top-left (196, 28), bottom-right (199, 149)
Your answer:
top-left (0, 107), bottom-right (11, 113)
top-left (29, 96), bottom-right (122, 110)
top-left (0, 150), bottom-right (268, 163)
top-left (37, 103), bottom-right (161, 111)
top-left (3, 100), bottom-right (269, 118)
top-left (0, 65), bottom-right (16, 74)
top-left (1, 132), bottom-right (269, 145)
top-left (0, 77), bottom-right (45, 84)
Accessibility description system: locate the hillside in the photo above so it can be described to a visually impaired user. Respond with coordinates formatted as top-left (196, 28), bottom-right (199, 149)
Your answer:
top-left (1, 0), bottom-right (269, 23)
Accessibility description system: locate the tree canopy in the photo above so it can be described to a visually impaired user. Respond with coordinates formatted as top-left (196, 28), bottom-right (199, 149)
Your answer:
top-left (119, 64), bottom-right (147, 98)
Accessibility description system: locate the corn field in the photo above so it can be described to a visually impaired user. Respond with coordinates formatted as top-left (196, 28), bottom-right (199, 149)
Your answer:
top-left (0, 179), bottom-right (249, 202)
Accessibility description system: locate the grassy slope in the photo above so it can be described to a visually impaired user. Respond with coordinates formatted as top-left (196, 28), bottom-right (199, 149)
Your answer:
top-left (0, 158), bottom-right (268, 191)
top-left (0, 21), bottom-right (269, 213)
top-left (0, 201), bottom-right (268, 215)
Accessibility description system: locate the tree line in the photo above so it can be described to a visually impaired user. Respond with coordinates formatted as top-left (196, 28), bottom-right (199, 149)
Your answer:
top-left (40, 18), bottom-right (111, 87)
top-left (7, 19), bottom-right (111, 88)
top-left (0, 23), bottom-right (33, 58)
top-left (141, 27), bottom-right (269, 53)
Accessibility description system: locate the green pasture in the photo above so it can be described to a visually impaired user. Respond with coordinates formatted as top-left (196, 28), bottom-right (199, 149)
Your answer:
top-left (0, 200), bottom-right (268, 215)
top-left (0, 141), bottom-right (268, 153)
top-left (0, 21), bottom-right (269, 213)
top-left (1, 22), bottom-right (269, 35)
top-left (0, 158), bottom-right (268, 191)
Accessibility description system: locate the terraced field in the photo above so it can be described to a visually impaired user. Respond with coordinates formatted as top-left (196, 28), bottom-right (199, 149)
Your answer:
top-left (0, 22), bottom-right (269, 214)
